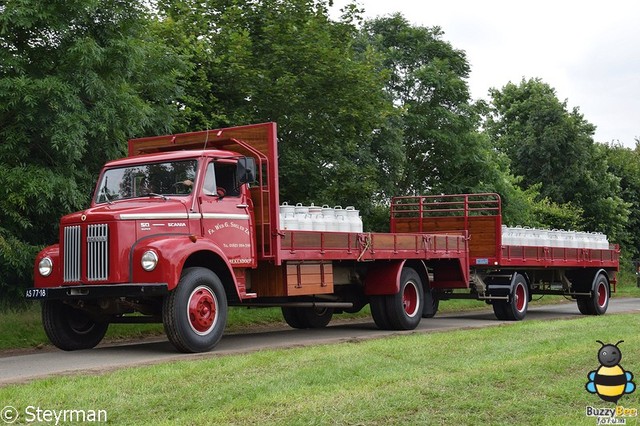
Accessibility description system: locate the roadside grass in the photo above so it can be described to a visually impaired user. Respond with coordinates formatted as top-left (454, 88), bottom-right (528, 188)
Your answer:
top-left (2, 271), bottom-right (638, 352)
top-left (2, 314), bottom-right (640, 425)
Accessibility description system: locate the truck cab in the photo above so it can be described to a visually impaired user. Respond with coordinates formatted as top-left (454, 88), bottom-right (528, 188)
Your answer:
top-left (32, 147), bottom-right (257, 352)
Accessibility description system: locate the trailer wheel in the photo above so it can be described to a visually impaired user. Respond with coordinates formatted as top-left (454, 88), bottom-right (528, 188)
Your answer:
top-left (42, 300), bottom-right (109, 351)
top-left (163, 267), bottom-right (227, 353)
top-left (385, 267), bottom-right (424, 330)
top-left (577, 274), bottom-right (609, 315)
top-left (492, 274), bottom-right (528, 321)
top-left (281, 307), bottom-right (334, 329)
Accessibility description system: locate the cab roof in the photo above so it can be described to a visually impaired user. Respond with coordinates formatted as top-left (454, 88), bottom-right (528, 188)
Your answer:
top-left (104, 149), bottom-right (240, 168)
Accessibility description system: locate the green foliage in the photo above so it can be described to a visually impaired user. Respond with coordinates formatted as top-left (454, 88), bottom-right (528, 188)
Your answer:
top-left (359, 15), bottom-right (511, 197)
top-left (603, 142), bottom-right (640, 258)
top-left (0, 0), bottom-right (185, 301)
top-left (485, 78), bottom-right (629, 240)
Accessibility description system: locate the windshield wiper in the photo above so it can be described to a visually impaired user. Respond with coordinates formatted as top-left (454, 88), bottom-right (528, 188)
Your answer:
top-left (144, 192), bottom-right (168, 201)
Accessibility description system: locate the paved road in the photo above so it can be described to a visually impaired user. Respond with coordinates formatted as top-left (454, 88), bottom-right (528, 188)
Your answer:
top-left (1, 298), bottom-right (639, 386)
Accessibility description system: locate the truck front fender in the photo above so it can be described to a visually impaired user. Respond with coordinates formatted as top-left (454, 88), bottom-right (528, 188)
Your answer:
top-left (130, 235), bottom-right (241, 300)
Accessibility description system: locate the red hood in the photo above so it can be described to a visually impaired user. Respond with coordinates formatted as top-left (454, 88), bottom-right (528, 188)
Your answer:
top-left (62, 199), bottom-right (191, 224)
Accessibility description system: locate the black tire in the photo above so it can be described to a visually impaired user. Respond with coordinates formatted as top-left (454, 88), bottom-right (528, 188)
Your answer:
top-left (492, 274), bottom-right (529, 321)
top-left (385, 267), bottom-right (424, 330)
top-left (492, 301), bottom-right (509, 320)
top-left (370, 295), bottom-right (392, 330)
top-left (282, 306), bottom-right (334, 329)
top-left (163, 267), bottom-right (227, 353)
top-left (422, 288), bottom-right (439, 319)
top-left (577, 274), bottom-right (609, 315)
top-left (282, 307), bottom-right (306, 329)
top-left (42, 300), bottom-right (109, 351)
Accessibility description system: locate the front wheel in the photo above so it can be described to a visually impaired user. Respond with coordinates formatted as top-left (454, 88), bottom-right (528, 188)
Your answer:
top-left (577, 274), bottom-right (609, 315)
top-left (163, 267), bottom-right (228, 353)
top-left (492, 274), bottom-right (529, 321)
top-left (42, 300), bottom-right (109, 351)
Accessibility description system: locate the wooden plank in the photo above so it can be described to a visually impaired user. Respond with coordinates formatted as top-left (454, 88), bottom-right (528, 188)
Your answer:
top-left (467, 216), bottom-right (497, 258)
top-left (285, 262), bottom-right (334, 296)
top-left (421, 217), bottom-right (465, 232)
top-left (250, 262), bottom-right (286, 297)
top-left (393, 219), bottom-right (421, 233)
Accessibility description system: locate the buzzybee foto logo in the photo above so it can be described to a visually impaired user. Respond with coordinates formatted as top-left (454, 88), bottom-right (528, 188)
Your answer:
top-left (584, 340), bottom-right (637, 425)
top-left (586, 341), bottom-right (635, 403)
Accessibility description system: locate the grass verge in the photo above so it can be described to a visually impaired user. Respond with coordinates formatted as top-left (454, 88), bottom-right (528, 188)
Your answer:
top-left (2, 314), bottom-right (640, 425)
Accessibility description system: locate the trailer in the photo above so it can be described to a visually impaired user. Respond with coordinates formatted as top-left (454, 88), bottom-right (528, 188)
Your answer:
top-left (26, 122), bottom-right (619, 353)
top-left (391, 194), bottom-right (619, 320)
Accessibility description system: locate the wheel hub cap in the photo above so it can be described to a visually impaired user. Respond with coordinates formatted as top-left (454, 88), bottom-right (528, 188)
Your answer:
top-left (403, 282), bottom-right (419, 317)
top-left (188, 286), bottom-right (217, 335)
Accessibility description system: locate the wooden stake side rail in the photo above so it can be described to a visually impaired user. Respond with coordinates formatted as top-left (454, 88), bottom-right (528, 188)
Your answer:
top-left (278, 230), bottom-right (468, 262)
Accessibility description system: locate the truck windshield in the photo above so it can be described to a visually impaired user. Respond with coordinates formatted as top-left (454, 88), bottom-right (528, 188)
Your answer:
top-left (95, 160), bottom-right (198, 204)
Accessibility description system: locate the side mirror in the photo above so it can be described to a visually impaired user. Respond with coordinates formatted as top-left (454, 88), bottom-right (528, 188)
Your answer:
top-left (236, 157), bottom-right (256, 186)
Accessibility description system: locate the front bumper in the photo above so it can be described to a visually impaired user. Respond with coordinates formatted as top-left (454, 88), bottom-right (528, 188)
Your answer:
top-left (25, 284), bottom-right (169, 300)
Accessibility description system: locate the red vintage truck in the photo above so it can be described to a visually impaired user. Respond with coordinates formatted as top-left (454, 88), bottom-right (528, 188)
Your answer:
top-left (26, 122), bottom-right (620, 352)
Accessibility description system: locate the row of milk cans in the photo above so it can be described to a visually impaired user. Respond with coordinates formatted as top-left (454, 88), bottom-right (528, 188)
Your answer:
top-left (501, 226), bottom-right (610, 249)
top-left (280, 203), bottom-right (363, 232)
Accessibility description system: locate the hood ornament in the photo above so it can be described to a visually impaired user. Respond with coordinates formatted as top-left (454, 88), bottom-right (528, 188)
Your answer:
top-left (81, 214), bottom-right (87, 222)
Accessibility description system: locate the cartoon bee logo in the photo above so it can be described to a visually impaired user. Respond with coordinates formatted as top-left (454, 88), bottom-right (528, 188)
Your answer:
top-left (586, 340), bottom-right (636, 403)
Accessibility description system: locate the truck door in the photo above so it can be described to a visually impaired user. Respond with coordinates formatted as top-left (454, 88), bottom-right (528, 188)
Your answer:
top-left (199, 160), bottom-right (255, 267)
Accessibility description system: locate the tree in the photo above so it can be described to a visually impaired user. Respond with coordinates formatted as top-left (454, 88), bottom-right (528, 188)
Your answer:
top-left (0, 0), bottom-right (185, 302)
top-left (485, 79), bottom-right (629, 240)
top-left (156, 0), bottom-right (398, 222)
top-left (603, 142), bottom-right (640, 258)
top-left (359, 15), bottom-right (512, 197)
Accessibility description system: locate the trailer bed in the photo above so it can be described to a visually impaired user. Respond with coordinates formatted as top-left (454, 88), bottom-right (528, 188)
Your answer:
top-left (391, 193), bottom-right (620, 271)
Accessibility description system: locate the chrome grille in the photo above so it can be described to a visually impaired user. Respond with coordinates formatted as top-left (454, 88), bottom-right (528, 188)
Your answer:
top-left (63, 225), bottom-right (81, 282)
top-left (87, 224), bottom-right (109, 281)
top-left (63, 223), bottom-right (109, 282)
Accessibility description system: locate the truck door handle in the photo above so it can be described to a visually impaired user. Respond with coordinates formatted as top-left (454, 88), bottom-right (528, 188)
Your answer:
top-left (236, 204), bottom-right (249, 209)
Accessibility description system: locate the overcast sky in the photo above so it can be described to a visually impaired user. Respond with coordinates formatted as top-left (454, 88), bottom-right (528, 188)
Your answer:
top-left (331, 0), bottom-right (640, 147)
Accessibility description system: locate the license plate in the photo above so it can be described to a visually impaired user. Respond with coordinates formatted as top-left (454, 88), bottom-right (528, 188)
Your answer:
top-left (25, 288), bottom-right (48, 299)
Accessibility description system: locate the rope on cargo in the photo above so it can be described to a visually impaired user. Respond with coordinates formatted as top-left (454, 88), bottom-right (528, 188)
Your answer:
top-left (357, 233), bottom-right (372, 262)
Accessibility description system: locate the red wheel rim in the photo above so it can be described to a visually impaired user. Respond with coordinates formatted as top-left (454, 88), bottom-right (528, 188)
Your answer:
top-left (597, 282), bottom-right (608, 308)
top-left (403, 281), bottom-right (420, 318)
top-left (515, 283), bottom-right (526, 313)
top-left (188, 286), bottom-right (218, 335)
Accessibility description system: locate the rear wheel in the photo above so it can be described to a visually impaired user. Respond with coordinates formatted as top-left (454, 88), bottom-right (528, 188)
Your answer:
top-left (422, 287), bottom-right (439, 319)
top-left (281, 306), bottom-right (334, 329)
top-left (492, 274), bottom-right (528, 321)
top-left (577, 274), bottom-right (609, 315)
top-left (42, 300), bottom-right (109, 351)
top-left (387, 267), bottom-right (423, 329)
top-left (370, 267), bottom-right (424, 331)
top-left (370, 295), bottom-right (391, 330)
top-left (163, 267), bottom-right (227, 353)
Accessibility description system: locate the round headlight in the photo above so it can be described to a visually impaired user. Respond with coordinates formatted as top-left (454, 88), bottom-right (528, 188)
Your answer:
top-left (141, 250), bottom-right (158, 271)
top-left (39, 257), bottom-right (53, 277)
